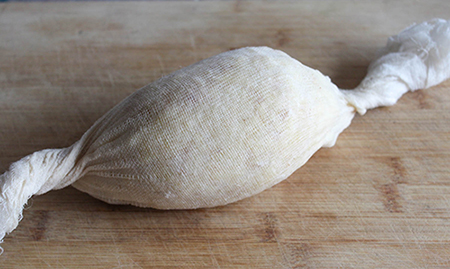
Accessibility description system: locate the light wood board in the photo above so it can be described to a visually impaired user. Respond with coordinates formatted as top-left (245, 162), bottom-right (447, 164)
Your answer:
top-left (0, 1), bottom-right (450, 268)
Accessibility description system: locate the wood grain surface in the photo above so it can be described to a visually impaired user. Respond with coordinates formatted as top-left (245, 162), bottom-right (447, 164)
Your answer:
top-left (1, 1), bottom-right (450, 268)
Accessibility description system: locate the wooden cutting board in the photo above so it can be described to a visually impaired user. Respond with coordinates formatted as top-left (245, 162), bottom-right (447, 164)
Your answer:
top-left (1, 1), bottom-right (449, 268)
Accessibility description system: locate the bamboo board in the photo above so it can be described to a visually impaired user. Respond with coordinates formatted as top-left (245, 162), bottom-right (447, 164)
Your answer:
top-left (0, 1), bottom-right (449, 268)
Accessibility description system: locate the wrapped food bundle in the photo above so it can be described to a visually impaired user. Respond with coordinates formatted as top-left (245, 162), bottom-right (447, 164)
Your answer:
top-left (1, 19), bottom-right (449, 247)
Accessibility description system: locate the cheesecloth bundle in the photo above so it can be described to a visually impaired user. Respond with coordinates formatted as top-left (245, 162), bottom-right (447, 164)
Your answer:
top-left (1, 18), bottom-right (450, 246)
